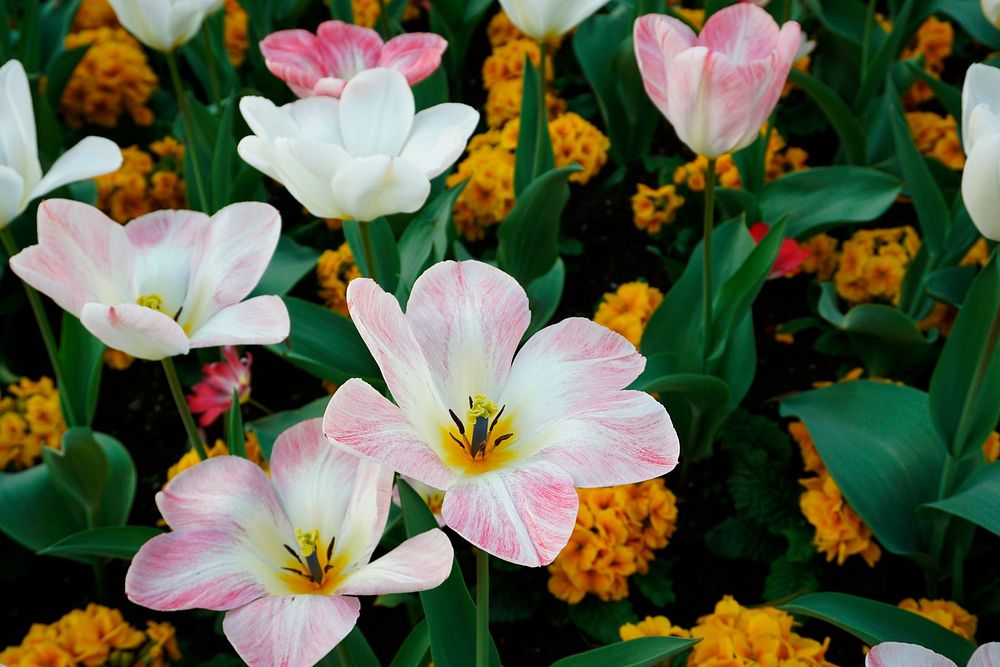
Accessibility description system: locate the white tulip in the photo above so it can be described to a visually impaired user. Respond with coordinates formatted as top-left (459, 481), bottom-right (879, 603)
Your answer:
top-left (107, 0), bottom-right (220, 52)
top-left (0, 60), bottom-right (122, 229)
top-left (983, 0), bottom-right (1000, 28)
top-left (238, 68), bottom-right (479, 222)
top-left (961, 63), bottom-right (1000, 241)
top-left (497, 0), bottom-right (610, 40)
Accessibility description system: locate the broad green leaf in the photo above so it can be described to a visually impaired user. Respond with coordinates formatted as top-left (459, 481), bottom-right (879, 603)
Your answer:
top-left (568, 599), bottom-right (637, 645)
top-left (325, 627), bottom-right (381, 667)
top-left (906, 64), bottom-right (961, 119)
top-left (787, 70), bottom-right (866, 165)
top-left (210, 94), bottom-right (237, 212)
top-left (93, 432), bottom-right (137, 527)
top-left (396, 184), bottom-right (464, 302)
top-left (58, 312), bottom-right (104, 427)
top-left (633, 369), bottom-right (731, 462)
top-left (780, 593), bottom-right (975, 665)
top-left (42, 428), bottom-right (110, 519)
top-left (524, 258), bottom-right (565, 338)
top-left (550, 637), bottom-right (699, 667)
top-left (925, 266), bottom-right (976, 307)
top-left (227, 389), bottom-right (246, 459)
top-left (514, 56), bottom-right (555, 195)
top-left (388, 620), bottom-right (430, 667)
top-left (252, 234), bottom-right (321, 298)
top-left (345, 219), bottom-right (400, 294)
top-left (781, 382), bottom-right (945, 556)
top-left (249, 397), bottom-right (328, 460)
top-left (855, 0), bottom-right (914, 109)
top-left (40, 525), bottom-right (161, 560)
top-left (43, 46), bottom-right (87, 110)
top-left (929, 0), bottom-right (1000, 49)
top-left (924, 463), bottom-right (1000, 539)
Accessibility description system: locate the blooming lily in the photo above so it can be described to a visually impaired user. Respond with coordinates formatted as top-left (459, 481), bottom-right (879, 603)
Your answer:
top-left (127, 419), bottom-right (453, 667)
top-left (961, 63), bottom-right (1000, 241)
top-left (634, 3), bottom-right (801, 158)
top-left (238, 67), bottom-right (478, 222)
top-left (8, 200), bottom-right (290, 360)
top-left (261, 20), bottom-right (447, 99)
top-left (497, 0), bottom-right (610, 40)
top-left (107, 0), bottom-right (223, 52)
top-left (0, 60), bottom-right (122, 229)
top-left (187, 346), bottom-right (252, 427)
top-left (749, 222), bottom-right (809, 280)
top-left (324, 260), bottom-right (680, 567)
top-left (867, 642), bottom-right (1000, 667)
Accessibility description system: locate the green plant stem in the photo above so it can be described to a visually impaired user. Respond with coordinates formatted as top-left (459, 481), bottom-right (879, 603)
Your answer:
top-left (201, 30), bottom-right (221, 105)
top-left (1, 226), bottom-right (79, 425)
top-left (378, 0), bottom-right (392, 38)
top-left (248, 397), bottom-right (273, 415)
top-left (702, 157), bottom-right (718, 372)
top-left (782, 0), bottom-right (792, 22)
top-left (476, 548), bottom-right (490, 667)
top-left (165, 50), bottom-right (209, 212)
top-left (358, 220), bottom-right (380, 286)
top-left (953, 302), bottom-right (1000, 454)
top-left (861, 0), bottom-right (877, 80)
top-left (161, 357), bottom-right (209, 461)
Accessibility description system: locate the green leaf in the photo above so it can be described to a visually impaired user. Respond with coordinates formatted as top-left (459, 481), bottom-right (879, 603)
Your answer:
top-left (758, 168), bottom-right (901, 239)
top-left (327, 628), bottom-right (381, 667)
top-left (632, 370), bottom-right (731, 462)
top-left (929, 253), bottom-right (1000, 457)
top-left (764, 554), bottom-right (819, 601)
top-left (388, 620), bottom-right (430, 667)
top-left (855, 0), bottom-right (914, 109)
top-left (513, 55), bottom-right (556, 195)
top-left (632, 559), bottom-right (675, 607)
top-left (345, 219), bottom-right (400, 294)
top-left (42, 428), bottom-right (109, 519)
top-left (780, 593), bottom-right (975, 665)
top-left (497, 166), bottom-right (579, 286)
top-left (249, 397), bottom-right (328, 460)
top-left (93, 431), bottom-right (137, 527)
top-left (929, 0), bottom-right (1000, 49)
top-left (58, 312), bottom-right (104, 427)
top-left (568, 599), bottom-right (638, 645)
top-left (780, 382), bottom-right (945, 556)
top-left (252, 234), bottom-right (321, 298)
top-left (524, 258), bottom-right (565, 338)
top-left (227, 388), bottom-right (246, 459)
top-left (210, 95), bottom-right (237, 213)
top-left (787, 70), bottom-right (866, 165)
top-left (39, 525), bottom-right (161, 560)
top-left (906, 63), bottom-right (961, 119)
top-left (925, 265), bottom-right (976, 307)
top-left (43, 46), bottom-right (87, 110)
top-left (396, 184), bottom-right (464, 302)
top-left (924, 463), bottom-right (1000, 539)
top-left (549, 637), bottom-right (698, 667)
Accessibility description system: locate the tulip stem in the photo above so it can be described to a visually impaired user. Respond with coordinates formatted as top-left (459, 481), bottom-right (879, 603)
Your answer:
top-left (702, 157), bottom-right (717, 371)
top-left (475, 548), bottom-right (490, 667)
top-left (161, 357), bottom-right (209, 461)
top-left (0, 226), bottom-right (78, 426)
top-left (358, 221), bottom-right (381, 285)
top-left (202, 30), bottom-right (222, 106)
top-left (378, 0), bottom-right (392, 38)
top-left (165, 51), bottom-right (210, 213)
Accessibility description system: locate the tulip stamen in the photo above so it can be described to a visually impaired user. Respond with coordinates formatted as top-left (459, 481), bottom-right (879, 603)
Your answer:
top-left (295, 528), bottom-right (325, 584)
top-left (447, 395), bottom-right (515, 461)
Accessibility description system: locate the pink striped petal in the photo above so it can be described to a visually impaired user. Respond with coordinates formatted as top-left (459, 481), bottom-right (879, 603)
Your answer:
top-left (316, 20), bottom-right (383, 79)
top-left (633, 14), bottom-right (697, 119)
top-left (534, 390), bottom-right (679, 487)
top-left (866, 643), bottom-right (955, 667)
top-left (223, 594), bottom-right (361, 667)
top-left (379, 33), bottom-right (447, 86)
top-left (261, 29), bottom-right (328, 97)
top-left (126, 530), bottom-right (270, 611)
top-left (186, 296), bottom-right (290, 348)
top-left (697, 3), bottom-right (780, 61)
top-left (405, 260), bottom-right (529, 410)
top-left (80, 303), bottom-right (190, 360)
top-left (441, 461), bottom-right (578, 567)
top-left (972, 644), bottom-right (1000, 667)
top-left (324, 378), bottom-right (456, 490)
top-left (337, 529), bottom-right (453, 596)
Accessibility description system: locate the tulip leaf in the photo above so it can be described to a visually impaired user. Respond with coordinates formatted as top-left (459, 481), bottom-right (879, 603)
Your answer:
top-left (42, 427), bottom-right (110, 520)
top-left (39, 525), bottom-right (161, 560)
top-left (549, 637), bottom-right (699, 667)
top-left (787, 70), bottom-right (866, 165)
top-left (905, 63), bottom-right (961, 119)
top-left (923, 463), bottom-right (1000, 539)
top-left (929, 253), bottom-right (1000, 457)
top-left (209, 93), bottom-right (237, 213)
top-left (249, 398), bottom-right (328, 460)
top-left (524, 258), bottom-right (565, 339)
top-left (855, 0), bottom-right (914, 109)
top-left (780, 381), bottom-right (945, 556)
top-left (780, 593), bottom-right (975, 665)
top-left (227, 388), bottom-right (246, 459)
top-left (319, 627), bottom-right (381, 667)
top-left (514, 55), bottom-right (556, 196)
top-left (396, 183), bottom-right (464, 303)
top-left (925, 265), bottom-right (977, 307)
top-left (57, 311), bottom-right (104, 428)
top-left (345, 218), bottom-right (400, 294)
top-left (388, 619), bottom-right (430, 667)
top-left (43, 46), bottom-right (87, 111)
top-left (926, 0), bottom-right (1000, 49)
top-left (251, 234), bottom-right (321, 298)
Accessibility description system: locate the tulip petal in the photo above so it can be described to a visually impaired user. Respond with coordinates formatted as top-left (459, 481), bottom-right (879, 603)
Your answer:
top-left (331, 154), bottom-right (430, 222)
top-left (337, 529), bottom-right (453, 596)
top-left (399, 104), bottom-right (481, 178)
top-left (540, 0), bottom-right (611, 39)
top-left (497, 0), bottom-right (546, 40)
top-left (865, 643), bottom-right (955, 667)
top-left (223, 594), bottom-right (361, 667)
top-left (405, 260), bottom-right (530, 409)
top-left (260, 29), bottom-right (328, 97)
top-left (379, 32), bottom-right (448, 85)
top-left (324, 378), bottom-right (457, 490)
top-left (633, 14), bottom-right (698, 119)
top-left (971, 643), bottom-right (1000, 667)
top-left (442, 461), bottom-right (578, 567)
top-left (0, 165), bottom-right (25, 226)
top-left (339, 68), bottom-right (414, 157)
top-left (0, 59), bottom-right (41, 191)
top-left (126, 208), bottom-right (209, 317)
top-left (316, 20), bottom-right (384, 80)
top-left (80, 302), bottom-right (189, 360)
top-left (962, 63), bottom-right (1000, 149)
top-left (697, 3), bottom-right (780, 61)
top-left (29, 136), bottom-right (122, 201)
top-left (186, 295), bottom-right (291, 348)
top-left (962, 131), bottom-right (1000, 241)
top-left (271, 137), bottom-right (352, 218)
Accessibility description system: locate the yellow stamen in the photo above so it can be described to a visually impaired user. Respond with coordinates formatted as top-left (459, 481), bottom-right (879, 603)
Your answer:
top-left (136, 293), bottom-right (167, 313)
top-left (467, 394), bottom-right (499, 422)
top-left (295, 528), bottom-right (319, 557)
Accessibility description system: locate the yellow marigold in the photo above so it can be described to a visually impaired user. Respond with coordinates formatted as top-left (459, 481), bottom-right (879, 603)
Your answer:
top-left (487, 10), bottom-right (564, 49)
top-left (144, 621), bottom-right (182, 667)
top-left (102, 349), bottom-right (134, 370)
top-left (547, 112), bottom-right (610, 184)
top-left (905, 16), bottom-right (954, 106)
top-left (674, 153), bottom-right (741, 191)
top-left (73, 0), bottom-right (120, 30)
top-left (225, 0), bottom-right (249, 67)
top-left (593, 282), bottom-right (664, 348)
top-left (547, 480), bottom-right (678, 604)
top-left (620, 616), bottom-right (690, 641)
top-left (961, 238), bottom-right (991, 267)
top-left (632, 183), bottom-right (685, 235)
top-left (165, 431), bottom-right (268, 486)
top-left (800, 233), bottom-right (839, 281)
top-left (95, 139), bottom-right (186, 223)
top-left (907, 111), bottom-right (965, 170)
top-left (916, 302), bottom-right (957, 336)
top-left (484, 77), bottom-right (565, 128)
top-left (984, 431), bottom-right (1000, 463)
top-left (482, 39), bottom-right (552, 88)
top-left (0, 377), bottom-right (65, 471)
top-left (800, 472), bottom-right (881, 567)
top-left (789, 420), bottom-right (825, 475)
top-left (352, 0), bottom-right (381, 28)
top-left (834, 226), bottom-right (921, 305)
top-left (447, 131), bottom-right (516, 240)
top-left (898, 598), bottom-right (977, 641)
top-left (317, 243), bottom-right (362, 316)
top-left (61, 28), bottom-right (158, 128)
top-left (689, 596), bottom-right (839, 667)
top-left (765, 127), bottom-right (810, 181)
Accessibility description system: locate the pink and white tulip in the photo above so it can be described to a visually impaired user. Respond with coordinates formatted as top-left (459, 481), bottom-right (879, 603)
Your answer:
top-left (0, 60), bottom-right (121, 228)
top-left (867, 642), bottom-right (1000, 667)
top-left (496, 0), bottom-right (609, 40)
top-left (261, 21), bottom-right (447, 99)
top-left (187, 346), bottom-right (253, 427)
top-left (127, 419), bottom-right (453, 667)
top-left (634, 3), bottom-right (801, 158)
top-left (238, 67), bottom-right (478, 222)
top-left (324, 260), bottom-right (680, 567)
top-left (8, 200), bottom-right (289, 361)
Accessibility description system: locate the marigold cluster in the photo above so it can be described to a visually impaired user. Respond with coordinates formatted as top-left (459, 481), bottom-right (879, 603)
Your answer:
top-left (165, 431), bottom-right (268, 485)
top-left (674, 128), bottom-right (808, 192)
top-left (225, 0), bottom-right (250, 67)
top-left (547, 479), bottom-right (678, 604)
top-left (834, 226), bottom-right (921, 305)
top-left (0, 604), bottom-right (180, 667)
top-left (632, 183), bottom-right (685, 234)
top-left (317, 242), bottom-right (362, 316)
top-left (500, 113), bottom-right (608, 185)
top-left (592, 282), bottom-right (664, 348)
top-left (486, 10), bottom-right (562, 49)
top-left (907, 112), bottom-right (965, 170)
top-left (349, 0), bottom-right (421, 28)
top-left (482, 39), bottom-right (552, 89)
top-left (904, 17), bottom-right (954, 106)
top-left (800, 233), bottom-right (840, 281)
top-left (485, 77), bottom-right (565, 129)
top-left (95, 138), bottom-right (187, 223)
top-left (447, 130), bottom-right (516, 240)
top-left (72, 0), bottom-right (120, 30)
top-left (898, 598), bottom-right (977, 641)
top-left (0, 377), bottom-right (65, 471)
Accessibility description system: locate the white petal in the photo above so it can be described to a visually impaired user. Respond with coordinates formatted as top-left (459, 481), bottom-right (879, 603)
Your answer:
top-left (339, 68), bottom-right (415, 157)
top-left (970, 643), bottom-right (1000, 667)
top-left (0, 165), bottom-right (25, 227)
top-left (336, 530), bottom-right (453, 596)
top-left (962, 131), bottom-right (1000, 241)
top-left (962, 63), bottom-right (1000, 150)
top-left (866, 642), bottom-right (955, 667)
top-left (332, 155), bottom-right (429, 221)
top-left (80, 302), bottom-right (190, 360)
top-left (0, 59), bottom-right (41, 194)
top-left (399, 104), bottom-right (480, 178)
top-left (186, 296), bottom-right (290, 348)
top-left (30, 136), bottom-right (123, 201)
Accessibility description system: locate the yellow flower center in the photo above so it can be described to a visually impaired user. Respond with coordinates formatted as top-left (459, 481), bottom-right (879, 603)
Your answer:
top-left (280, 529), bottom-right (347, 595)
top-left (295, 528), bottom-right (319, 557)
top-left (443, 394), bottom-right (516, 474)
top-left (136, 293), bottom-right (167, 313)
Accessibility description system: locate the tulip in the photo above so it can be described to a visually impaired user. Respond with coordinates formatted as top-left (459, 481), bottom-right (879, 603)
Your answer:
top-left (749, 222), bottom-right (809, 279)
top-left (107, 0), bottom-right (221, 52)
top-left (984, 0), bottom-right (1000, 28)
top-left (238, 67), bottom-right (479, 223)
top-left (8, 200), bottom-right (289, 361)
top-left (261, 21), bottom-right (447, 99)
top-left (187, 346), bottom-right (252, 427)
top-left (633, 4), bottom-right (801, 158)
top-left (961, 63), bottom-right (1000, 241)
top-left (127, 419), bottom-right (453, 667)
top-left (497, 0), bottom-right (609, 40)
top-left (0, 60), bottom-right (121, 229)
top-left (867, 642), bottom-right (999, 667)
top-left (324, 260), bottom-right (680, 568)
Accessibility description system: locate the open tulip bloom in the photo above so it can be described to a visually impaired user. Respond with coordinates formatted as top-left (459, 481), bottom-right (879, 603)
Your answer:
top-left (0, 60), bottom-right (122, 229)
top-left (324, 260), bottom-right (680, 567)
top-left (8, 200), bottom-right (290, 360)
top-left (261, 20), bottom-right (447, 98)
top-left (634, 3), bottom-right (801, 158)
top-left (497, 0), bottom-right (610, 41)
top-left (126, 419), bottom-right (454, 667)
top-left (238, 67), bottom-right (479, 222)
top-left (108, 0), bottom-right (223, 52)
top-left (866, 642), bottom-right (1000, 667)
top-left (961, 63), bottom-right (1000, 241)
